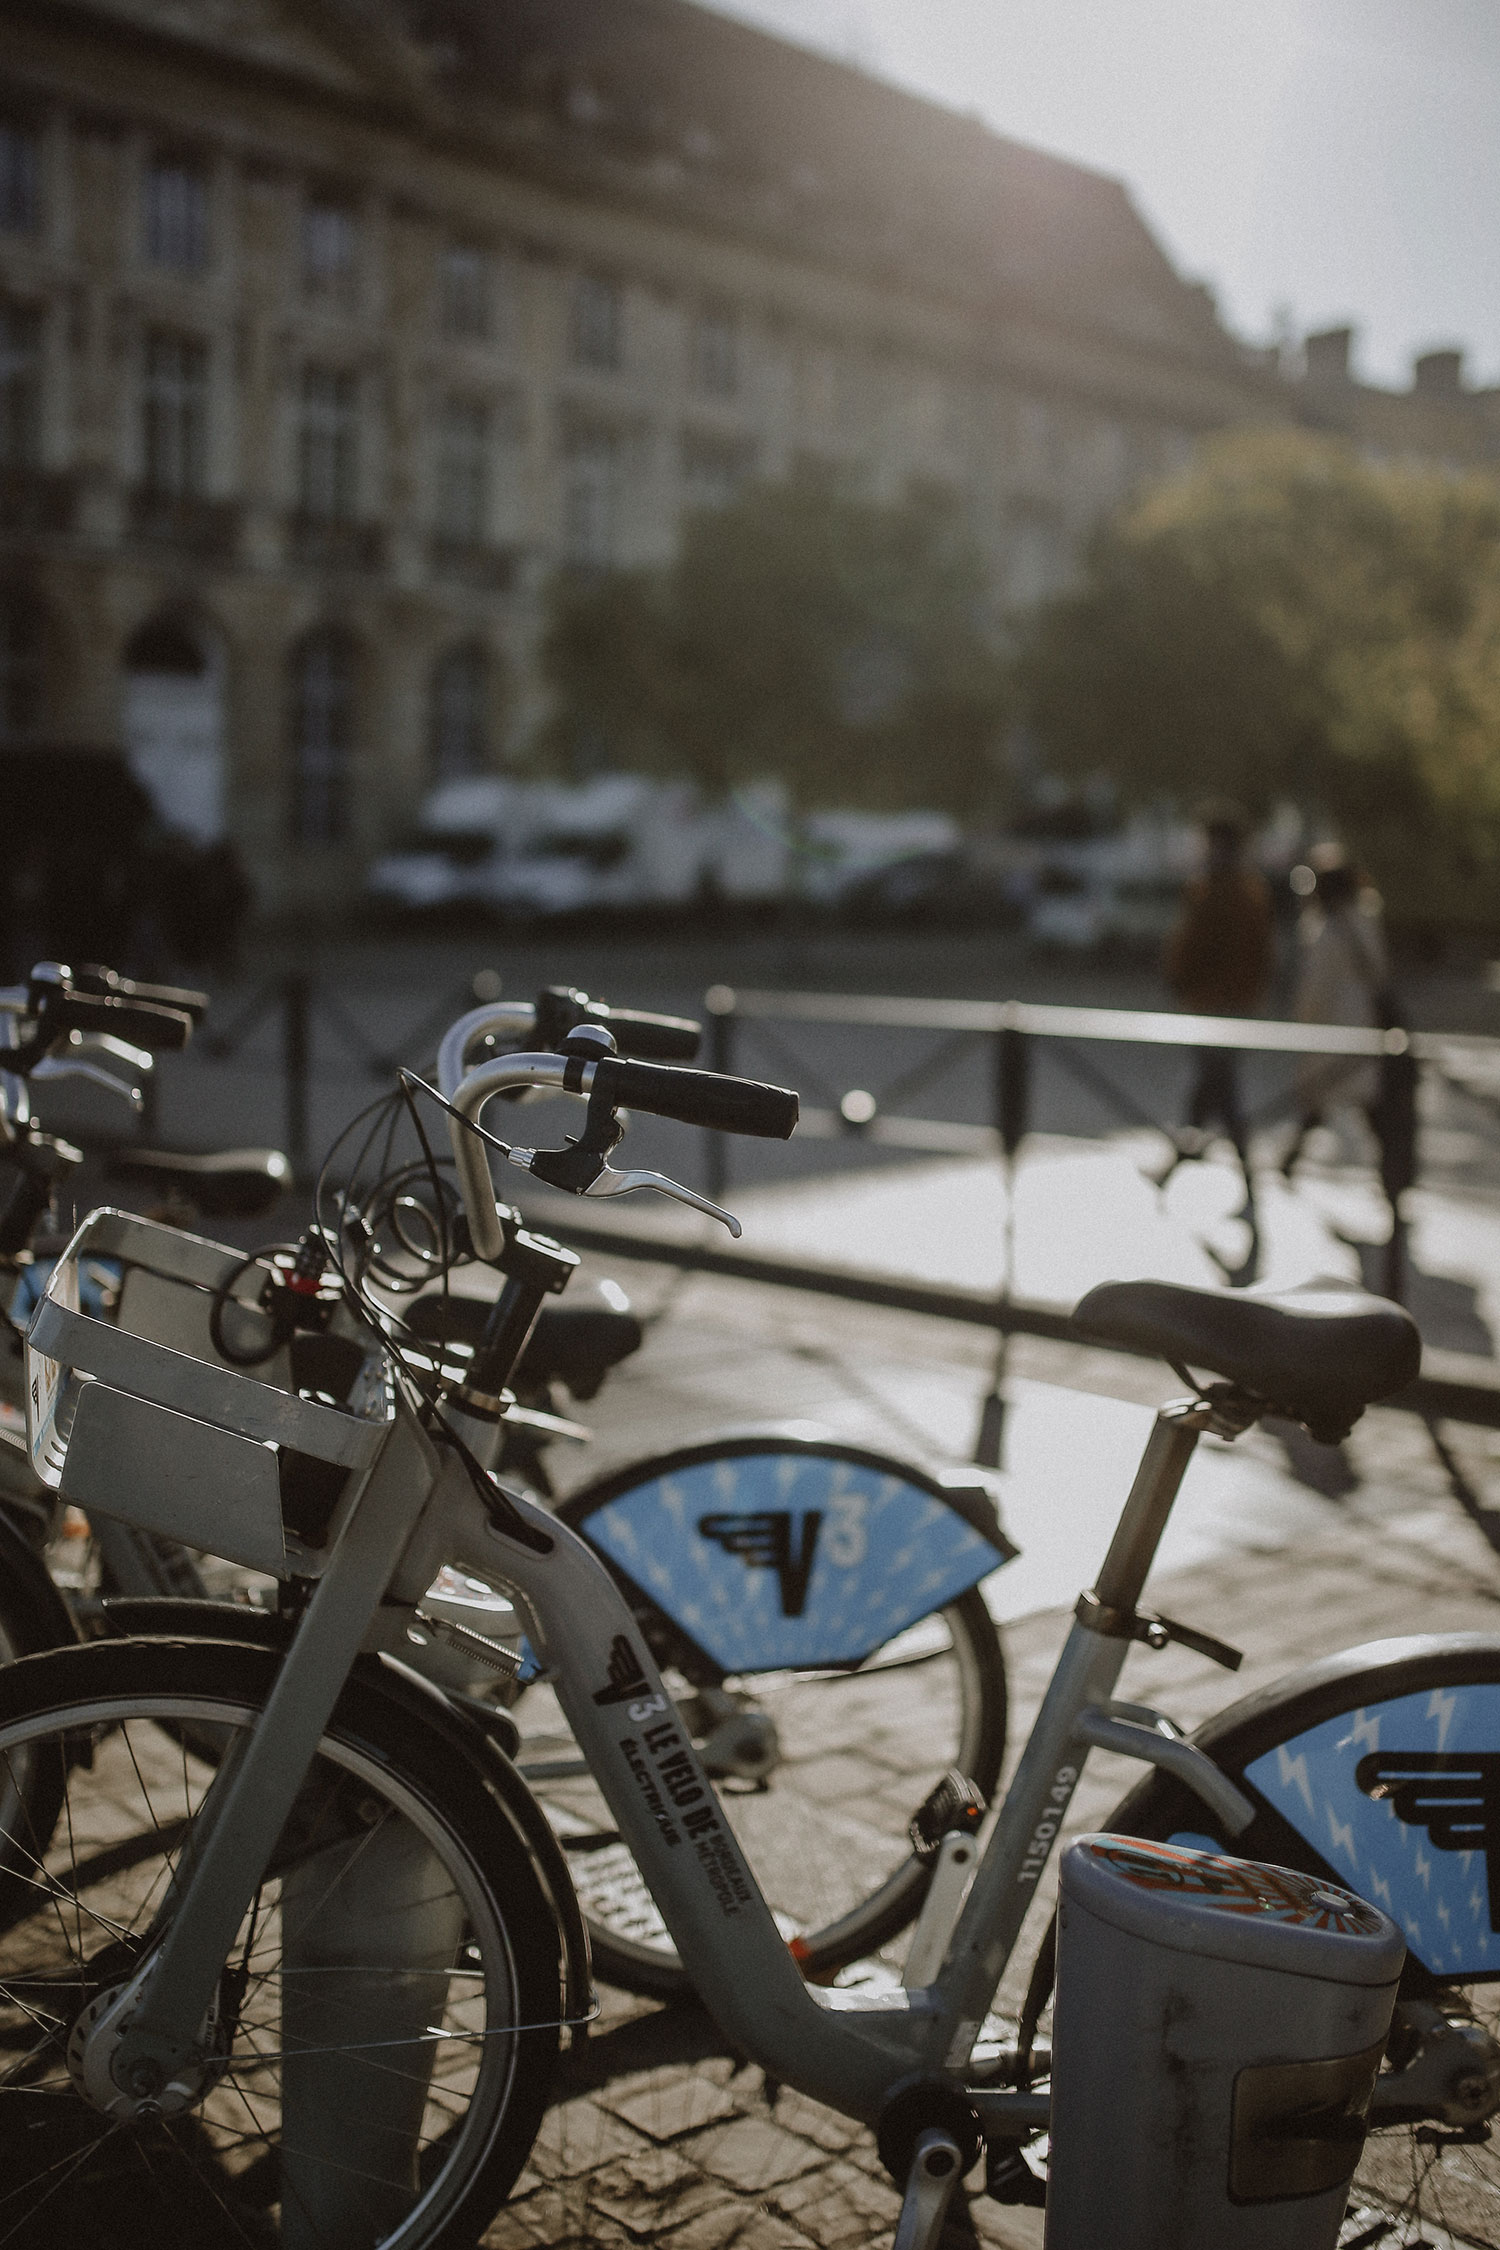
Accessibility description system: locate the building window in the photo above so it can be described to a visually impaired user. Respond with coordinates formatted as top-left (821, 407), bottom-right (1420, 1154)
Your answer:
top-left (562, 430), bottom-right (617, 565)
top-left (440, 244), bottom-right (490, 339)
top-left (0, 121), bottom-right (39, 234)
top-left (297, 365), bottom-right (358, 521)
top-left (682, 430), bottom-right (753, 512)
top-left (0, 301), bottom-right (41, 469)
top-left (569, 275), bottom-right (621, 372)
top-left (302, 196), bottom-right (357, 304)
top-left (435, 397), bottom-right (489, 543)
top-left (143, 154), bottom-right (208, 272)
top-left (0, 590), bottom-right (43, 741)
top-left (290, 628), bottom-right (353, 845)
top-left (690, 308), bottom-right (737, 399)
top-left (142, 329), bottom-right (208, 497)
top-left (430, 642), bottom-right (488, 779)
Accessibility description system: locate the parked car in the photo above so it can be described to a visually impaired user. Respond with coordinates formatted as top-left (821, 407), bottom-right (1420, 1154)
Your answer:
top-left (367, 775), bottom-right (791, 922)
top-left (838, 847), bottom-right (1023, 930)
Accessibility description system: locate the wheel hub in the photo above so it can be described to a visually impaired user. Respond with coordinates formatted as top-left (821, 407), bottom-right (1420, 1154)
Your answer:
top-left (67, 1978), bottom-right (231, 2123)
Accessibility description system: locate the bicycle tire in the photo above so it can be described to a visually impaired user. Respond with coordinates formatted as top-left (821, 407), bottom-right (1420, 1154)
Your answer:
top-left (1035, 1634), bottom-right (1500, 2249)
top-left (0, 1636), bottom-right (563, 2250)
top-left (521, 1582), bottom-right (1007, 1999)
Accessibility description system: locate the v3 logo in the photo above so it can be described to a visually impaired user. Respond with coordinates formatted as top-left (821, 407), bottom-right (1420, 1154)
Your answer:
top-left (1358, 1750), bottom-right (1500, 1928)
top-left (698, 1511), bottom-right (822, 1618)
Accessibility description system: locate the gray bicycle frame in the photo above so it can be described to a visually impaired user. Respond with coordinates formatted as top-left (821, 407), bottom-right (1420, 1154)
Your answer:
top-left (102, 1031), bottom-right (1251, 2137)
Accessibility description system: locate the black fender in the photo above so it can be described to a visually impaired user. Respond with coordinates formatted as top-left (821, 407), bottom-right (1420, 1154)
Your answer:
top-left (0, 1504), bottom-right (80, 1655)
top-left (99, 1597), bottom-right (593, 2026)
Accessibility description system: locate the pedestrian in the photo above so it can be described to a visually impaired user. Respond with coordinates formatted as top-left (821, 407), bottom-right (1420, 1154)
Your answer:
top-left (1281, 844), bottom-right (1392, 1178)
top-left (1158, 801), bottom-right (1273, 1193)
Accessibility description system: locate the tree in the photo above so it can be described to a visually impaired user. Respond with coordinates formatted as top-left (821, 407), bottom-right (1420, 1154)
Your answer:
top-left (1015, 428), bottom-right (1500, 925)
top-left (538, 476), bottom-right (1010, 819)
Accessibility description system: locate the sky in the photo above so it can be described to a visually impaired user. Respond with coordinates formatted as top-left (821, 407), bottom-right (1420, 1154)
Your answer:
top-left (698, 0), bottom-right (1500, 392)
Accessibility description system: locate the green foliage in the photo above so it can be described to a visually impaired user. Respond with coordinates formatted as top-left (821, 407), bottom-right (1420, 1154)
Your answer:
top-left (1015, 428), bottom-right (1500, 925)
top-left (539, 477), bottom-right (1010, 818)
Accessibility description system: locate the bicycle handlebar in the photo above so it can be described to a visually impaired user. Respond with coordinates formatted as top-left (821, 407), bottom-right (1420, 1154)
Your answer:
top-left (73, 965), bottom-right (210, 1023)
top-left (584, 1056), bottom-right (798, 1138)
top-left (445, 1048), bottom-right (798, 1258)
top-left (436, 991), bottom-right (702, 1101)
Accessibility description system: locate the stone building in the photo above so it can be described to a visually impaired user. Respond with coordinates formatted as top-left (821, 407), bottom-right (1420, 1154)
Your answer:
top-left (0, 0), bottom-right (1280, 913)
top-left (1295, 325), bottom-right (1500, 470)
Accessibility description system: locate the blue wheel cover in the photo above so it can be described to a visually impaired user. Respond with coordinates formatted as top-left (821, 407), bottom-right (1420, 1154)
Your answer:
top-left (1239, 1685), bottom-right (1500, 1979)
top-left (576, 1449), bottom-right (1013, 1673)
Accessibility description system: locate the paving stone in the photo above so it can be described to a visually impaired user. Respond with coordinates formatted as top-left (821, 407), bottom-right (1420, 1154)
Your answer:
top-left (606, 2070), bottom-right (741, 2141)
top-left (527, 2093), bottom-right (648, 2179)
top-left (680, 2112), bottom-right (829, 2194)
top-left (585, 2142), bottom-right (725, 2237)
top-left (767, 2085), bottom-right (866, 2154)
top-left (769, 2155), bottom-right (903, 2243)
top-left (660, 2204), bottom-right (818, 2249)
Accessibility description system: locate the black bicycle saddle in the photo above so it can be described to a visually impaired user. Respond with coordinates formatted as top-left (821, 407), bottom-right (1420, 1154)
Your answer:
top-left (1071, 1278), bottom-right (1421, 1443)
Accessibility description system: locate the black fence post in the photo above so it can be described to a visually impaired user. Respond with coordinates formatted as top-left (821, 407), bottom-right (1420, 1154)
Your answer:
top-left (1377, 1037), bottom-right (1419, 1303)
top-left (283, 968), bottom-right (312, 1184)
top-left (975, 1020), bottom-right (1032, 1470)
top-left (704, 984), bottom-right (736, 1204)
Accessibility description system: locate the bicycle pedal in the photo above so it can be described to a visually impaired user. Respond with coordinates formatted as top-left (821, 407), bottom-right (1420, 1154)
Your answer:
top-left (909, 1770), bottom-right (987, 1862)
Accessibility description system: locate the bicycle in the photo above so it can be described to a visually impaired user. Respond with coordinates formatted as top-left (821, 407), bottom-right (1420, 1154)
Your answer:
top-left (1, 993), bottom-right (1493, 2249)
top-left (0, 972), bottom-right (1014, 2002)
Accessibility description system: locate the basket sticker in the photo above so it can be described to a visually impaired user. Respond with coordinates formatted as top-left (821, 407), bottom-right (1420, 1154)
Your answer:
top-left (579, 1451), bottom-right (1009, 1672)
top-left (1245, 1684), bottom-right (1500, 1977)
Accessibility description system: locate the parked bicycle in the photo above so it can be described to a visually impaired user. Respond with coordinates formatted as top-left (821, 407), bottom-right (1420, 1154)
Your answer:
top-left (0, 981), bottom-right (1493, 2248)
top-left (0, 972), bottom-right (1013, 2001)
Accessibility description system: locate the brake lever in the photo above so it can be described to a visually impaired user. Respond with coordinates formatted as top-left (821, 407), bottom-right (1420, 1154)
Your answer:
top-left (504, 1145), bottom-right (742, 1237)
top-left (28, 1056), bottom-right (144, 1110)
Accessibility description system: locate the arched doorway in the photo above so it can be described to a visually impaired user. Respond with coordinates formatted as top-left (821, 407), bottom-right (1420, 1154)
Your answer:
top-left (121, 610), bottom-right (227, 842)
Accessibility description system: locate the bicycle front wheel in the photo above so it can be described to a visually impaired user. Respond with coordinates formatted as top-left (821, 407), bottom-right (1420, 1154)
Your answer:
top-left (0, 1637), bottom-right (562, 2250)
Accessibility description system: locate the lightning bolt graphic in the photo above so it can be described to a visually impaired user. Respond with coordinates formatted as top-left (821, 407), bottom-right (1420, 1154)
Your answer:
top-left (1278, 1745), bottom-right (1316, 1817)
top-left (1415, 1847), bottom-right (1432, 1893)
top-left (1428, 1687), bottom-right (1458, 1751)
top-left (1349, 1708), bottom-right (1381, 1755)
top-left (661, 1478), bottom-right (687, 1529)
top-left (1326, 1807), bottom-right (1358, 1867)
top-left (1368, 1868), bottom-right (1393, 1908)
top-left (1437, 1898), bottom-right (1452, 1930)
top-left (1473, 1889), bottom-right (1486, 1921)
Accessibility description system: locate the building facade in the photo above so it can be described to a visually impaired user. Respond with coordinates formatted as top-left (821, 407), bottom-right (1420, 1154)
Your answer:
top-left (0, 0), bottom-right (1283, 912)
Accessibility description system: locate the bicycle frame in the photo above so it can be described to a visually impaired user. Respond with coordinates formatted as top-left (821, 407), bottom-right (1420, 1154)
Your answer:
top-left (103, 1373), bottom-right (1244, 2137)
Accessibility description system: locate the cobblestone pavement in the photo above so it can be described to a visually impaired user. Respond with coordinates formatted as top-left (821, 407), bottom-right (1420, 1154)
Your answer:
top-left (478, 1267), bottom-right (1500, 2249)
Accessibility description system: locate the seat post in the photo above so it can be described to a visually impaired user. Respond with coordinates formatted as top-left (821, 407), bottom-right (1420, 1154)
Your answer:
top-left (1089, 1401), bottom-right (1205, 1621)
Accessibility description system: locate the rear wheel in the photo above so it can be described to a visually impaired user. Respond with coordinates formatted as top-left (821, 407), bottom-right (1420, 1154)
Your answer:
top-left (0, 1637), bottom-right (562, 2249)
top-left (517, 1585), bottom-right (1006, 1997)
top-left (1038, 1638), bottom-right (1500, 2248)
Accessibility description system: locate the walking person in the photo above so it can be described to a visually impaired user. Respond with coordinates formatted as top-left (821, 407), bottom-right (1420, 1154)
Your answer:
top-left (1281, 844), bottom-right (1392, 1179)
top-left (1157, 802), bottom-right (1273, 1198)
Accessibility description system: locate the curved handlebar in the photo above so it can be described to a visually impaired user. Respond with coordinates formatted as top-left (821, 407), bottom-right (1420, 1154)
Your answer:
top-left (445, 1049), bottom-right (797, 1260)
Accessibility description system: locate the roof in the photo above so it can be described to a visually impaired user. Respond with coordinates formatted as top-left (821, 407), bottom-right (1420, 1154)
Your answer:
top-left (404, 0), bottom-right (1234, 363)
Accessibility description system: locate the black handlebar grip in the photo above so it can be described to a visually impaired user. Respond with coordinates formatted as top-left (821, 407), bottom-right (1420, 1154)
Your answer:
top-left (588, 1056), bottom-right (798, 1139)
top-left (598, 1007), bottom-right (702, 1062)
top-left (61, 994), bottom-right (194, 1053)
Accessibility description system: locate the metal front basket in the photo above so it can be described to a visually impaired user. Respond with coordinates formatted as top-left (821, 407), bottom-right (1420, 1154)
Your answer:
top-left (26, 1209), bottom-right (395, 1579)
